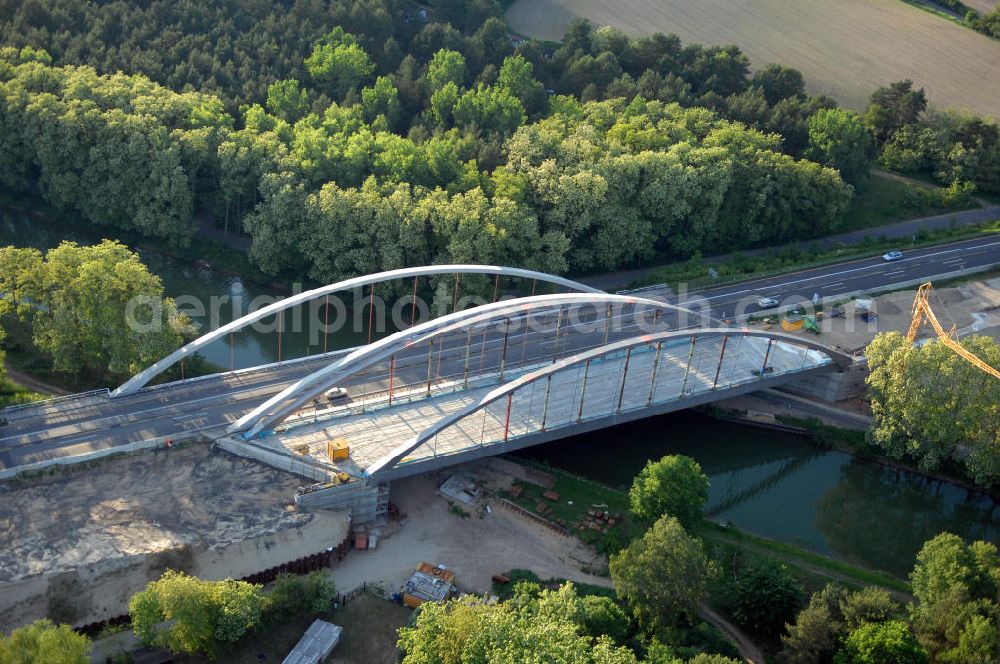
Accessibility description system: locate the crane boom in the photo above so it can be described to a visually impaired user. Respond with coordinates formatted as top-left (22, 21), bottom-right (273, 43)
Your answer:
top-left (906, 282), bottom-right (1000, 380)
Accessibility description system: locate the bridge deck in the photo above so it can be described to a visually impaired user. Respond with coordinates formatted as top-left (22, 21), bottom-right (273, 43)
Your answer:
top-left (259, 335), bottom-right (830, 479)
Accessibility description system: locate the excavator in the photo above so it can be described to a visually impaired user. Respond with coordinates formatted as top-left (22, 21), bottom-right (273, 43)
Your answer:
top-left (906, 282), bottom-right (1000, 380)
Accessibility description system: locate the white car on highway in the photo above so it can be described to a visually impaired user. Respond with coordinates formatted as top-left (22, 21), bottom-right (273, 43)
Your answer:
top-left (882, 250), bottom-right (903, 262)
top-left (756, 296), bottom-right (781, 308)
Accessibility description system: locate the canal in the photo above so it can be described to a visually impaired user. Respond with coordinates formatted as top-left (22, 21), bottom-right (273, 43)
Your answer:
top-left (518, 411), bottom-right (998, 578)
top-left (4, 210), bottom-right (997, 578)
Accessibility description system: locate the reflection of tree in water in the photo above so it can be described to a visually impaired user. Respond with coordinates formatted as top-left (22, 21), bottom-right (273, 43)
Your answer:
top-left (815, 461), bottom-right (999, 577)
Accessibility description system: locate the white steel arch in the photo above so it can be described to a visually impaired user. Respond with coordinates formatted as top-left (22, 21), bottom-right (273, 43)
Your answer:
top-left (113, 265), bottom-right (604, 397)
top-left (232, 292), bottom-right (697, 438)
top-left (365, 328), bottom-right (854, 477)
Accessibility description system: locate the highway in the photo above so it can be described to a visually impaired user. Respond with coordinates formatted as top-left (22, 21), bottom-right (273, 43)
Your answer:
top-left (2, 233), bottom-right (997, 471)
top-left (664, 235), bottom-right (1000, 318)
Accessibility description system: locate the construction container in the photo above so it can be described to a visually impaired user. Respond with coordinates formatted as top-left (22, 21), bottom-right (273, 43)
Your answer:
top-left (327, 439), bottom-right (349, 462)
top-left (402, 563), bottom-right (456, 608)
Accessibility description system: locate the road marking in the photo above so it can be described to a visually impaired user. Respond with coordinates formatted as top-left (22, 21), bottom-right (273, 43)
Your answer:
top-left (698, 238), bottom-right (1000, 299)
top-left (173, 412), bottom-right (207, 420)
top-left (58, 433), bottom-right (99, 444)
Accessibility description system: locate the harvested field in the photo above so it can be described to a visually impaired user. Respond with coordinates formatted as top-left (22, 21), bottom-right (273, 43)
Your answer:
top-left (506, 0), bottom-right (1000, 117)
top-left (964, 0), bottom-right (997, 14)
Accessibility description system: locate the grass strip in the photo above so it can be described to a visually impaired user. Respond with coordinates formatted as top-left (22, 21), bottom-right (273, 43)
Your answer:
top-left (630, 219), bottom-right (1000, 291)
top-left (696, 521), bottom-right (912, 595)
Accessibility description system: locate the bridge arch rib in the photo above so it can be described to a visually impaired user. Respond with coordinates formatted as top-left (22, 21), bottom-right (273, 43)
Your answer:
top-left (232, 292), bottom-right (707, 438)
top-left (113, 265), bottom-right (605, 397)
top-left (364, 329), bottom-right (853, 478)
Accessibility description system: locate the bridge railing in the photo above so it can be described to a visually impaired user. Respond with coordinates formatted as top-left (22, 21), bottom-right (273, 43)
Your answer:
top-left (367, 329), bottom-right (846, 477)
top-left (0, 388), bottom-right (110, 415)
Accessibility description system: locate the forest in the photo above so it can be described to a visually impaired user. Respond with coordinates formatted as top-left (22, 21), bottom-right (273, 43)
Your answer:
top-left (0, 0), bottom-right (997, 283)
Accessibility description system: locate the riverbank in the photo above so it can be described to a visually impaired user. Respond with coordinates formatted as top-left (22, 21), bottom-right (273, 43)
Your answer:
top-left (518, 409), bottom-right (998, 579)
top-left (500, 453), bottom-right (913, 593)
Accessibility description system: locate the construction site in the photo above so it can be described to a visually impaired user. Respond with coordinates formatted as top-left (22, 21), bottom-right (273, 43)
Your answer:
top-left (0, 276), bottom-right (997, 645)
top-left (0, 443), bottom-right (350, 632)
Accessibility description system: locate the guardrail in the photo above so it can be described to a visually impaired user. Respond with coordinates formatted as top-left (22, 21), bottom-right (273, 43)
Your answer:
top-left (0, 388), bottom-right (109, 414)
top-left (615, 283), bottom-right (670, 296)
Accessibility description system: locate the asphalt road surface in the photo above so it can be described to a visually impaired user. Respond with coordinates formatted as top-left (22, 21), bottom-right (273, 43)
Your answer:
top-left (2, 234), bottom-right (997, 470)
top-left (669, 235), bottom-right (1000, 318)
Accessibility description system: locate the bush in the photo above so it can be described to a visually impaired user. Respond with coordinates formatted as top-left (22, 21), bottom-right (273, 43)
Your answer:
top-left (0, 619), bottom-right (90, 663)
top-left (834, 620), bottom-right (926, 664)
top-left (728, 560), bottom-right (803, 638)
top-left (266, 572), bottom-right (337, 622)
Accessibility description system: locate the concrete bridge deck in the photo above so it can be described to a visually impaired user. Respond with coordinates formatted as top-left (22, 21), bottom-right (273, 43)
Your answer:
top-left (252, 333), bottom-right (833, 484)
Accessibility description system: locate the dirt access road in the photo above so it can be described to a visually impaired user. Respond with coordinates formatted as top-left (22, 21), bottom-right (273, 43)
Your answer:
top-left (328, 459), bottom-right (765, 663)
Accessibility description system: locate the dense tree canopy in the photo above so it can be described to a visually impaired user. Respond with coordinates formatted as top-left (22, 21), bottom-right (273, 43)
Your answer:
top-left (833, 621), bottom-right (927, 664)
top-left (866, 332), bottom-right (1000, 487)
top-left (908, 533), bottom-right (1000, 663)
top-left (0, 6), bottom-right (876, 286)
top-left (397, 583), bottom-right (640, 664)
top-left (130, 571), bottom-right (267, 657)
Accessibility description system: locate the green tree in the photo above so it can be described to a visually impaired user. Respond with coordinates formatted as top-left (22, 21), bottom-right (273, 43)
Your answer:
top-left (266, 79), bottom-right (310, 122)
top-left (839, 587), bottom-right (899, 630)
top-left (426, 48), bottom-right (466, 91)
top-left (750, 63), bottom-right (805, 105)
top-left (865, 80), bottom-right (927, 143)
top-left (266, 572), bottom-right (337, 622)
top-left (452, 84), bottom-right (526, 137)
top-left (780, 584), bottom-right (849, 664)
top-left (629, 454), bottom-right (709, 527)
top-left (834, 621), bottom-right (926, 664)
top-left (577, 595), bottom-right (631, 645)
top-left (609, 515), bottom-right (710, 630)
top-left (305, 30), bottom-right (374, 99)
top-left (909, 533), bottom-right (1000, 662)
top-left (430, 81), bottom-right (461, 127)
top-left (129, 570), bottom-right (266, 657)
top-left (0, 241), bottom-right (186, 380)
top-left (0, 619), bottom-right (90, 663)
top-left (806, 108), bottom-right (875, 186)
top-left (497, 54), bottom-right (548, 116)
top-left (866, 332), bottom-right (1000, 487)
top-left (361, 75), bottom-right (403, 128)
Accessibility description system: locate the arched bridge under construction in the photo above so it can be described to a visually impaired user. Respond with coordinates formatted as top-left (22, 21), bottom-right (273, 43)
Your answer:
top-left (126, 264), bottom-right (855, 512)
top-left (0, 264), bottom-right (853, 512)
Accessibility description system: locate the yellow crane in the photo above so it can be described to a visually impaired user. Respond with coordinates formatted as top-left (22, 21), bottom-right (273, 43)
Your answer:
top-left (906, 282), bottom-right (1000, 379)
